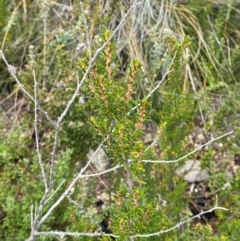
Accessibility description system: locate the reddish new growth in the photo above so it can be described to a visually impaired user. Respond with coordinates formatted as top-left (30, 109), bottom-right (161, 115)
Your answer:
top-left (105, 42), bottom-right (112, 79)
top-left (125, 65), bottom-right (137, 104)
top-left (134, 100), bottom-right (147, 132)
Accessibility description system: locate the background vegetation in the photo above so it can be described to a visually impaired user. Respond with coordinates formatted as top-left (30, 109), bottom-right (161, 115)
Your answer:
top-left (0, 0), bottom-right (240, 240)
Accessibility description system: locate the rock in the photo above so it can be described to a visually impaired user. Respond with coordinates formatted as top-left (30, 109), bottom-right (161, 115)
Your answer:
top-left (197, 133), bottom-right (205, 142)
top-left (144, 133), bottom-right (154, 144)
top-left (87, 148), bottom-right (109, 172)
top-left (176, 160), bottom-right (209, 182)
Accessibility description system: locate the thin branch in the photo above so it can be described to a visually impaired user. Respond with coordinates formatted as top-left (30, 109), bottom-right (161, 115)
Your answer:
top-left (41, 0), bottom-right (49, 88)
top-left (39, 139), bottom-right (107, 227)
top-left (130, 206), bottom-right (228, 238)
top-left (33, 68), bottom-right (48, 191)
top-left (142, 130), bottom-right (233, 164)
top-left (45, 179), bottom-right (66, 204)
top-left (30, 205), bottom-right (33, 227)
top-left (127, 51), bottom-right (176, 115)
top-left (0, 50), bottom-right (55, 126)
top-left (145, 52), bottom-right (177, 99)
top-left (79, 140), bottom-right (106, 175)
top-left (35, 231), bottom-right (118, 239)
top-left (81, 163), bottom-right (122, 178)
top-left (48, 121), bottom-right (61, 189)
top-left (74, 130), bottom-right (234, 179)
top-left (27, 191), bottom-right (51, 241)
top-left (66, 130), bottom-right (235, 180)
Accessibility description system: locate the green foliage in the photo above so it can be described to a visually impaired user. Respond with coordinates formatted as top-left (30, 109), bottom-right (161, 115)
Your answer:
top-left (0, 119), bottom-right (39, 240)
top-left (158, 37), bottom-right (195, 158)
top-left (78, 33), bottom-right (195, 240)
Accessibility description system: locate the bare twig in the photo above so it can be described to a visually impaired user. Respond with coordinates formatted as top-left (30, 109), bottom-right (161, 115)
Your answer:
top-left (34, 231), bottom-right (118, 239)
top-left (45, 179), bottom-right (65, 204)
top-left (30, 205), bottom-right (33, 227)
top-left (142, 131), bottom-right (233, 164)
top-left (40, 130), bottom-right (235, 189)
top-left (48, 120), bottom-right (61, 189)
top-left (71, 130), bottom-right (234, 178)
top-left (130, 206), bottom-right (228, 238)
top-left (81, 164), bottom-right (122, 178)
top-left (0, 50), bottom-right (55, 126)
top-left (127, 51), bottom-right (177, 115)
top-left (79, 140), bottom-right (105, 175)
top-left (145, 51), bottom-right (177, 99)
top-left (39, 138), bottom-right (107, 227)
top-left (41, 0), bottom-right (49, 88)
top-left (26, 192), bottom-right (51, 241)
top-left (33, 68), bottom-right (48, 191)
